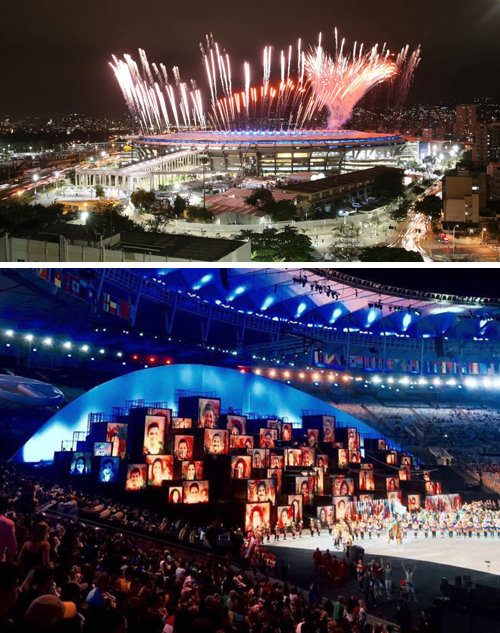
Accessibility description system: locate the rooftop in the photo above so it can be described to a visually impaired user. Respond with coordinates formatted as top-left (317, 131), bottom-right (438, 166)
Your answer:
top-left (278, 166), bottom-right (404, 194)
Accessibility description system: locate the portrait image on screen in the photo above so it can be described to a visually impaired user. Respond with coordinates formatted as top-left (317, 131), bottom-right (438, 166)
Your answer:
top-left (268, 468), bottom-right (282, 493)
top-left (333, 477), bottom-right (355, 497)
top-left (143, 415), bottom-right (165, 455)
top-left (282, 423), bottom-right (293, 442)
top-left (168, 486), bottom-right (182, 504)
top-left (269, 454), bottom-right (284, 470)
top-left (126, 464), bottom-right (147, 491)
top-left (423, 470), bottom-right (431, 482)
top-left (399, 469), bottom-right (410, 481)
top-left (172, 417), bottom-right (192, 429)
top-left (106, 423), bottom-right (128, 458)
top-left (386, 451), bottom-right (397, 465)
top-left (277, 505), bottom-right (293, 527)
top-left (94, 442), bottom-right (112, 457)
top-left (267, 419), bottom-right (282, 432)
top-left (230, 434), bottom-right (254, 450)
top-left (378, 438), bottom-right (387, 451)
top-left (250, 448), bottom-right (269, 469)
top-left (174, 435), bottom-right (194, 461)
top-left (296, 476), bottom-right (312, 504)
top-left (231, 456), bottom-right (251, 479)
top-left (248, 479), bottom-right (276, 504)
top-left (183, 480), bottom-right (209, 504)
top-left (198, 398), bottom-right (220, 428)
top-left (317, 505), bottom-right (334, 526)
top-left (146, 455), bottom-right (173, 486)
top-left (322, 416), bottom-right (335, 442)
top-left (334, 496), bottom-right (351, 520)
top-left (260, 428), bottom-right (277, 449)
top-left (359, 494), bottom-right (373, 502)
top-left (288, 494), bottom-right (303, 521)
top-left (148, 408), bottom-right (171, 424)
top-left (407, 494), bottom-right (421, 511)
top-left (99, 457), bottom-right (120, 483)
top-left (313, 467), bottom-right (324, 495)
top-left (347, 428), bottom-right (359, 450)
top-left (181, 460), bottom-right (203, 480)
top-left (388, 490), bottom-right (402, 503)
top-left (244, 502), bottom-right (270, 532)
top-left (285, 448), bottom-right (302, 467)
top-left (301, 447), bottom-right (315, 467)
top-left (386, 476), bottom-right (399, 492)
top-left (349, 449), bottom-right (361, 464)
top-left (425, 481), bottom-right (441, 495)
top-left (401, 456), bottom-right (412, 466)
top-left (359, 470), bottom-right (375, 491)
top-left (227, 415), bottom-right (246, 435)
top-left (307, 429), bottom-right (319, 448)
top-left (338, 449), bottom-right (348, 468)
top-left (204, 429), bottom-right (228, 455)
top-left (70, 452), bottom-right (91, 475)
top-left (316, 454), bottom-right (328, 471)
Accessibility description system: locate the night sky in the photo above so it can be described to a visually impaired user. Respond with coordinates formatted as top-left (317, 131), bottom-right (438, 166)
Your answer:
top-left (1, 0), bottom-right (500, 118)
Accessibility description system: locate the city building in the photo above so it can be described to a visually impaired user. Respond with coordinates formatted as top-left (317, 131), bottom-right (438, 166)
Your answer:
top-left (454, 104), bottom-right (477, 141)
top-left (442, 168), bottom-right (487, 229)
top-left (474, 122), bottom-right (500, 165)
top-left (486, 162), bottom-right (500, 201)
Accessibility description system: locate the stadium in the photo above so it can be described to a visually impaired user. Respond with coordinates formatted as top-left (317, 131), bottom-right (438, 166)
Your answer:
top-left (0, 268), bottom-right (499, 633)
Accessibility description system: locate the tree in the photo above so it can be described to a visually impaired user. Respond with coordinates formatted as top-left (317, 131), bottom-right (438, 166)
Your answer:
top-left (358, 246), bottom-right (424, 262)
top-left (94, 184), bottom-right (105, 199)
top-left (89, 201), bottom-right (140, 236)
top-left (240, 226), bottom-right (314, 261)
top-left (186, 206), bottom-right (214, 223)
top-left (130, 188), bottom-right (155, 213)
top-left (485, 219), bottom-right (500, 240)
top-left (389, 202), bottom-right (411, 223)
top-left (173, 195), bottom-right (187, 216)
top-left (244, 188), bottom-right (297, 222)
top-left (415, 194), bottom-right (442, 223)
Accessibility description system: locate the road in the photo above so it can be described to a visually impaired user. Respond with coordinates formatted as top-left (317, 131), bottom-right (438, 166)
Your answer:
top-left (390, 212), bottom-right (430, 259)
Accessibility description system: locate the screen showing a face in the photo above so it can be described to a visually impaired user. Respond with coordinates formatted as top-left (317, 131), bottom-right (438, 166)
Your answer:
top-left (248, 479), bottom-right (276, 504)
top-left (388, 490), bottom-right (403, 503)
top-left (198, 398), bottom-right (220, 428)
top-left (399, 469), bottom-right (411, 481)
top-left (349, 449), bottom-right (361, 463)
top-left (99, 457), bottom-right (120, 483)
top-left (386, 477), bottom-right (400, 492)
top-left (317, 505), bottom-right (335, 526)
top-left (378, 439), bottom-right (387, 450)
top-left (259, 428), bottom-right (277, 449)
top-left (143, 415), bottom-right (165, 455)
top-left (174, 435), bottom-right (194, 461)
top-left (316, 454), bottom-right (328, 471)
top-left (281, 423), bottom-right (293, 442)
top-left (301, 447), bottom-right (315, 467)
top-left (333, 477), bottom-right (355, 497)
top-left (347, 428), bottom-right (359, 450)
top-left (285, 448), bottom-right (302, 467)
top-left (227, 415), bottom-right (246, 435)
top-left (407, 494), bottom-right (421, 510)
top-left (322, 416), bottom-right (335, 442)
top-left (126, 464), bottom-right (147, 491)
top-left (359, 470), bottom-right (375, 491)
top-left (93, 442), bottom-right (112, 457)
top-left (288, 494), bottom-right (303, 521)
top-left (70, 452), bottom-right (91, 475)
top-left (249, 449), bottom-right (269, 469)
top-left (106, 423), bottom-right (128, 458)
top-left (231, 456), bottom-right (251, 479)
top-left (307, 429), bottom-right (319, 448)
top-left (386, 451), bottom-right (397, 465)
top-left (296, 476), bottom-right (313, 503)
top-left (182, 480), bottom-right (209, 504)
top-left (334, 496), bottom-right (351, 520)
top-left (277, 505), bottom-right (293, 526)
top-left (230, 434), bottom-right (254, 449)
top-left (245, 502), bottom-right (270, 531)
top-left (338, 449), bottom-right (348, 468)
top-left (181, 461), bottom-right (203, 480)
top-left (268, 468), bottom-right (282, 493)
top-left (204, 429), bottom-right (229, 455)
top-left (270, 454), bottom-right (284, 469)
top-left (172, 417), bottom-right (192, 429)
top-left (146, 455), bottom-right (173, 486)
top-left (168, 486), bottom-right (182, 504)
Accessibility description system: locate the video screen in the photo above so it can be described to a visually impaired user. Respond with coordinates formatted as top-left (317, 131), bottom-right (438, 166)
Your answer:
top-left (267, 419), bottom-right (281, 432)
top-left (125, 464), bottom-right (147, 491)
top-left (106, 423), bottom-right (128, 458)
top-left (282, 423), bottom-right (293, 442)
top-left (148, 407), bottom-right (171, 417)
top-left (227, 415), bottom-right (246, 435)
top-left (259, 428), bottom-right (277, 448)
top-left (378, 438), bottom-right (387, 450)
top-left (407, 494), bottom-right (421, 510)
top-left (231, 456), bottom-right (252, 479)
top-left (423, 470), bottom-right (431, 481)
top-left (172, 417), bottom-right (192, 429)
top-left (247, 479), bottom-right (276, 504)
top-left (146, 455), bottom-right (173, 486)
top-left (98, 457), bottom-right (120, 483)
top-left (288, 494), bottom-right (303, 521)
top-left (168, 486), bottom-right (182, 504)
top-left (317, 505), bottom-right (334, 526)
top-left (143, 415), bottom-right (166, 455)
top-left (70, 452), bottom-right (91, 475)
top-left (301, 447), bottom-right (315, 467)
top-left (333, 476), bottom-right (355, 496)
top-left (338, 449), bottom-right (348, 468)
top-left (285, 448), bottom-right (302, 467)
top-left (277, 505), bottom-right (293, 527)
top-left (349, 449), bottom-right (361, 463)
top-left (386, 476), bottom-right (400, 491)
top-left (268, 468), bottom-right (282, 493)
top-left (230, 434), bottom-right (254, 450)
top-left (313, 467), bottom-right (324, 495)
top-left (386, 451), bottom-right (397, 465)
top-left (198, 398), bottom-right (220, 428)
top-left (316, 454), bottom-right (328, 471)
top-left (249, 448), bottom-right (269, 468)
top-left (181, 460), bottom-right (203, 480)
top-left (359, 493), bottom-right (373, 502)
top-left (388, 490), bottom-right (403, 503)
top-left (425, 481), bottom-right (442, 495)
top-left (174, 435), bottom-right (194, 461)
top-left (244, 502), bottom-right (270, 531)
top-left (334, 496), bottom-right (352, 520)
top-left (361, 463), bottom-right (373, 469)
top-left (182, 480), bottom-right (209, 504)
top-left (204, 429), bottom-right (229, 455)
top-left (399, 469), bottom-right (411, 481)
top-left (347, 428), bottom-right (359, 450)
top-left (269, 454), bottom-right (284, 469)
top-left (296, 476), bottom-right (313, 504)
top-left (322, 416), bottom-right (335, 442)
top-left (307, 429), bottom-right (319, 448)
top-left (359, 470), bottom-right (375, 491)
top-left (401, 456), bottom-right (412, 466)
top-left (93, 442), bottom-right (112, 457)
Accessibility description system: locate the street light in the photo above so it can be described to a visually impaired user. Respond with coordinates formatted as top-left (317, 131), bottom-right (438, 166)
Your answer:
top-left (452, 224), bottom-right (459, 254)
top-left (33, 173), bottom-right (39, 196)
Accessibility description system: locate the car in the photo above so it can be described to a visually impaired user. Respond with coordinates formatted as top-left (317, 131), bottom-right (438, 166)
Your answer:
top-left (351, 202), bottom-right (362, 208)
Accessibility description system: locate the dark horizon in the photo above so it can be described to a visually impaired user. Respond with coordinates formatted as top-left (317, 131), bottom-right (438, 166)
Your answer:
top-left (1, 0), bottom-right (500, 118)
